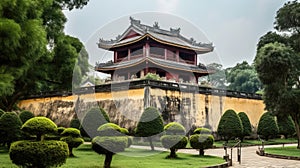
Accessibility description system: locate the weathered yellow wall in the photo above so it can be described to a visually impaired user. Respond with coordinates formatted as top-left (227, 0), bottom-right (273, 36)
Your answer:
top-left (18, 88), bottom-right (265, 131)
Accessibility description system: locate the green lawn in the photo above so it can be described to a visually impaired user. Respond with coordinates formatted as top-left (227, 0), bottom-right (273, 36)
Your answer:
top-left (1, 144), bottom-right (226, 168)
top-left (265, 146), bottom-right (300, 157)
top-left (213, 138), bottom-right (298, 148)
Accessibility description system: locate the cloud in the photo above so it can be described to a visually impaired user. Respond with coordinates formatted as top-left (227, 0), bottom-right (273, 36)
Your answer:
top-left (156, 0), bottom-right (180, 13)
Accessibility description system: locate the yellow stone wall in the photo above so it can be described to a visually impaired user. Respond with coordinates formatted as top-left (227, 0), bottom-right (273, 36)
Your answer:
top-left (18, 87), bottom-right (265, 130)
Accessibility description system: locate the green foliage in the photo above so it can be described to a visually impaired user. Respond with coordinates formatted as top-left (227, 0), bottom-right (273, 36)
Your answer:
top-left (226, 61), bottom-right (262, 93)
top-left (19, 110), bottom-right (34, 123)
top-left (202, 63), bottom-right (226, 88)
top-left (238, 112), bottom-right (252, 139)
top-left (257, 112), bottom-right (279, 141)
top-left (193, 127), bottom-right (212, 135)
top-left (92, 123), bottom-right (128, 167)
top-left (257, 31), bottom-right (288, 51)
top-left (81, 107), bottom-right (110, 138)
top-left (21, 117), bottom-right (57, 141)
top-left (92, 136), bottom-right (128, 154)
top-left (161, 122), bottom-right (187, 158)
top-left (9, 140), bottom-right (69, 168)
top-left (190, 134), bottom-right (214, 156)
top-left (57, 127), bottom-right (66, 134)
top-left (0, 112), bottom-right (22, 147)
top-left (161, 135), bottom-right (188, 150)
top-left (217, 109), bottom-right (243, 141)
top-left (277, 115), bottom-right (295, 139)
top-left (0, 0), bottom-right (90, 111)
top-left (61, 128), bottom-right (84, 157)
top-left (70, 118), bottom-right (81, 129)
top-left (143, 73), bottom-right (161, 80)
top-left (135, 107), bottom-right (164, 137)
top-left (0, 109), bottom-right (5, 117)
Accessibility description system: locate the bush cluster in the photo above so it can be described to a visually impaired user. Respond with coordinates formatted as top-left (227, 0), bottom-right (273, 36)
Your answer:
top-left (161, 122), bottom-right (187, 158)
top-left (19, 110), bottom-right (34, 123)
top-left (9, 140), bottom-right (69, 168)
top-left (217, 109), bottom-right (243, 141)
top-left (0, 112), bottom-right (22, 147)
top-left (257, 112), bottom-right (279, 140)
top-left (190, 127), bottom-right (214, 156)
top-left (60, 128), bottom-right (84, 157)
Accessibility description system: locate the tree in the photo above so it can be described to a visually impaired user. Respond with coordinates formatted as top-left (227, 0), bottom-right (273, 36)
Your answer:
top-left (160, 122), bottom-right (188, 158)
top-left (238, 112), bottom-right (252, 141)
top-left (199, 63), bottom-right (226, 88)
top-left (135, 107), bottom-right (164, 151)
top-left (217, 109), bottom-right (243, 141)
top-left (277, 115), bottom-right (295, 139)
top-left (226, 61), bottom-right (262, 93)
top-left (92, 123), bottom-right (128, 168)
top-left (10, 116), bottom-right (69, 167)
top-left (60, 128), bottom-right (84, 157)
top-left (190, 128), bottom-right (214, 156)
top-left (0, 112), bottom-right (22, 148)
top-left (80, 107), bottom-right (110, 138)
top-left (0, 0), bottom-right (90, 111)
top-left (19, 110), bottom-right (35, 123)
top-left (257, 112), bottom-right (279, 141)
top-left (255, 0), bottom-right (300, 148)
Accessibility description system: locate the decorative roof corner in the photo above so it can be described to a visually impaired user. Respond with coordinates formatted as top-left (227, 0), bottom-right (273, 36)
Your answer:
top-left (130, 16), bottom-right (141, 25)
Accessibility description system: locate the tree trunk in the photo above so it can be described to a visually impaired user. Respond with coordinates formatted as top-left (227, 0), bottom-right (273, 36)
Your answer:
top-left (169, 148), bottom-right (177, 158)
top-left (69, 147), bottom-right (74, 157)
top-left (292, 117), bottom-right (300, 149)
top-left (199, 149), bottom-right (204, 156)
top-left (104, 153), bottom-right (113, 168)
top-left (147, 137), bottom-right (154, 151)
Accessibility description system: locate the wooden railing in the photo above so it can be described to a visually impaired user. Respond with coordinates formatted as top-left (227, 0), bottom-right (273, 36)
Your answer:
top-left (24, 79), bottom-right (262, 100)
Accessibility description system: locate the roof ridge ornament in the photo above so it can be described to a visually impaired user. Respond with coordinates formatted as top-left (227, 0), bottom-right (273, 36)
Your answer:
top-left (153, 22), bottom-right (160, 29)
top-left (170, 27), bottom-right (180, 36)
top-left (130, 16), bottom-right (141, 25)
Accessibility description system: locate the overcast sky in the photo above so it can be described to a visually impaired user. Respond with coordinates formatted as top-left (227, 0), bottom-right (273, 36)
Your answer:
top-left (64, 0), bottom-right (289, 68)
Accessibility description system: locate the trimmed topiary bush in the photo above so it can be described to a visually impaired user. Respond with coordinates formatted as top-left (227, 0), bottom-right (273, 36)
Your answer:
top-left (22, 117), bottom-right (57, 141)
top-left (0, 112), bottom-right (22, 148)
top-left (277, 115), bottom-right (295, 139)
top-left (92, 123), bottom-right (128, 168)
top-left (9, 140), bottom-right (69, 168)
top-left (81, 107), bottom-right (110, 138)
top-left (238, 112), bottom-right (252, 141)
top-left (217, 109), bottom-right (243, 141)
top-left (19, 110), bottom-right (34, 123)
top-left (9, 117), bottom-right (69, 168)
top-left (190, 128), bottom-right (214, 156)
top-left (161, 122), bottom-right (188, 158)
top-left (70, 118), bottom-right (81, 129)
top-left (135, 107), bottom-right (164, 151)
top-left (0, 109), bottom-right (4, 117)
top-left (257, 112), bottom-right (279, 141)
top-left (60, 128), bottom-right (84, 157)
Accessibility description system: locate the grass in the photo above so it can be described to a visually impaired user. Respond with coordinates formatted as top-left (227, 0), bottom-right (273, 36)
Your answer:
top-left (0, 144), bottom-right (225, 168)
top-left (213, 138), bottom-right (298, 148)
top-left (265, 146), bottom-right (300, 158)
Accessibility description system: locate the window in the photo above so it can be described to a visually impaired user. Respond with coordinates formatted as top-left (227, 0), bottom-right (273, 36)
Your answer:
top-left (150, 46), bottom-right (164, 58)
top-left (131, 46), bottom-right (143, 56)
top-left (179, 52), bottom-right (194, 63)
top-left (117, 50), bottom-right (128, 60)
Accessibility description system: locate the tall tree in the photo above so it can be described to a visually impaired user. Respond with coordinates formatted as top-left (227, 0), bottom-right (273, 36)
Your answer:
top-left (226, 61), bottom-right (262, 93)
top-left (255, 1), bottom-right (300, 148)
top-left (0, 0), bottom-right (89, 111)
top-left (200, 63), bottom-right (226, 88)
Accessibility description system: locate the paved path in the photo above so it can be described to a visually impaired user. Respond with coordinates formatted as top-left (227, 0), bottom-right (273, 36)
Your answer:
top-left (179, 144), bottom-right (300, 168)
top-left (131, 144), bottom-right (300, 167)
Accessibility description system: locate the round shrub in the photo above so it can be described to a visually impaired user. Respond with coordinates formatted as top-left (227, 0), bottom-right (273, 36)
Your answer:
top-left (9, 140), bottom-right (69, 168)
top-left (193, 127), bottom-right (212, 135)
top-left (19, 110), bottom-right (34, 123)
top-left (92, 123), bottom-right (128, 168)
top-left (161, 122), bottom-right (187, 158)
top-left (81, 107), bottom-right (110, 138)
top-left (257, 112), bottom-right (279, 141)
top-left (0, 112), bottom-right (22, 147)
top-left (217, 109), bottom-right (243, 141)
top-left (22, 117), bottom-right (57, 141)
top-left (190, 134), bottom-right (214, 156)
top-left (135, 107), bottom-right (164, 151)
top-left (70, 118), bottom-right (81, 129)
top-left (164, 122), bottom-right (186, 135)
top-left (277, 115), bottom-right (295, 139)
top-left (238, 112), bottom-right (252, 140)
top-left (61, 128), bottom-right (84, 157)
